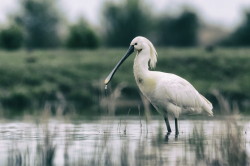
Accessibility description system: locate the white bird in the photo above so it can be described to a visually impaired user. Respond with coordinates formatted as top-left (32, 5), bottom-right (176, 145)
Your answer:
top-left (104, 36), bottom-right (213, 135)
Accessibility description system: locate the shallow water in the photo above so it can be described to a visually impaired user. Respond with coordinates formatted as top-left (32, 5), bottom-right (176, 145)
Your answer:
top-left (0, 116), bottom-right (249, 166)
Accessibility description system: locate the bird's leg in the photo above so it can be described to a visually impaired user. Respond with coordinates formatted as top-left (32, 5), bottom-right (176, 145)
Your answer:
top-left (175, 118), bottom-right (179, 135)
top-left (165, 132), bottom-right (171, 142)
top-left (164, 116), bottom-right (172, 133)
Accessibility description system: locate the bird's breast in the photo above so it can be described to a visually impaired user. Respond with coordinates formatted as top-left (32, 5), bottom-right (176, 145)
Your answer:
top-left (138, 77), bottom-right (143, 84)
top-left (133, 60), bottom-right (157, 99)
top-left (135, 75), bottom-right (157, 97)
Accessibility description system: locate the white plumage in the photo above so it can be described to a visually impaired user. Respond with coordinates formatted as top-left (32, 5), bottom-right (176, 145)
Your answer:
top-left (105, 36), bottom-right (213, 135)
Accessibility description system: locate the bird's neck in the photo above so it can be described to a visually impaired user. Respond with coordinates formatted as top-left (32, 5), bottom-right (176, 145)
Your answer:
top-left (133, 49), bottom-right (150, 78)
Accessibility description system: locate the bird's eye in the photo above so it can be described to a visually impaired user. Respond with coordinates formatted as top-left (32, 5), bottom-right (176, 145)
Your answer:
top-left (134, 43), bottom-right (137, 45)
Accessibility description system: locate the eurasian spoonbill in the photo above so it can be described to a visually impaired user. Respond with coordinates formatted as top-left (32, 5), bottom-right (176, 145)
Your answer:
top-left (104, 36), bottom-right (213, 135)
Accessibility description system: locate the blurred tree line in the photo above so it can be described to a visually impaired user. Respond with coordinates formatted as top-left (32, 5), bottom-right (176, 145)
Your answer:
top-left (0, 0), bottom-right (250, 50)
top-left (220, 11), bottom-right (250, 46)
top-left (103, 0), bottom-right (152, 47)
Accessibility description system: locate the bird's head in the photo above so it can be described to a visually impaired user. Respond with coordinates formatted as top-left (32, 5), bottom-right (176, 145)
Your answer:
top-left (130, 36), bottom-right (157, 68)
top-left (104, 36), bottom-right (157, 85)
top-left (130, 37), bottom-right (143, 52)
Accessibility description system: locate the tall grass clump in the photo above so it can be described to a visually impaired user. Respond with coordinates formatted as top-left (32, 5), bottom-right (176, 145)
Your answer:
top-left (179, 118), bottom-right (249, 166)
top-left (7, 127), bottom-right (57, 166)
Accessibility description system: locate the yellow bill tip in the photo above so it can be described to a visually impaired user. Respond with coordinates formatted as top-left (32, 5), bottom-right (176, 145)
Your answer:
top-left (104, 79), bottom-right (109, 85)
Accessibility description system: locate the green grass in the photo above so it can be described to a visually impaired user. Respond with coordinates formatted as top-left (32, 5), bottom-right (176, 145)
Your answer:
top-left (0, 48), bottom-right (250, 114)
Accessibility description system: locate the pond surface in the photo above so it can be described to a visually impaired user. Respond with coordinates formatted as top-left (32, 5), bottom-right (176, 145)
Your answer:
top-left (0, 116), bottom-right (249, 166)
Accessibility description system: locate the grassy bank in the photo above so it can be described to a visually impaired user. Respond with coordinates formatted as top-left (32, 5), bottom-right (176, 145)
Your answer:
top-left (0, 48), bottom-right (249, 114)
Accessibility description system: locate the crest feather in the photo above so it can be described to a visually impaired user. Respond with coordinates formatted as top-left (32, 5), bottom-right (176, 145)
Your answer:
top-left (144, 37), bottom-right (157, 69)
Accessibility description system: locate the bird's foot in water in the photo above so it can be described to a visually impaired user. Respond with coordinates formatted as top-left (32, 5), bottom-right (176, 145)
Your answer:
top-left (165, 132), bottom-right (171, 142)
top-left (165, 131), bottom-right (179, 141)
top-left (175, 132), bottom-right (179, 140)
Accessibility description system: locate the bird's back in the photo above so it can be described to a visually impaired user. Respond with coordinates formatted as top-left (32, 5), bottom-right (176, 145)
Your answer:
top-left (145, 71), bottom-right (213, 117)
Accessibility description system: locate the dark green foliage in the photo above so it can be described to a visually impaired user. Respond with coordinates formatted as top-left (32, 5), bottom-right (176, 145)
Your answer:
top-left (18, 0), bottom-right (61, 49)
top-left (157, 10), bottom-right (199, 46)
top-left (103, 0), bottom-right (152, 47)
top-left (2, 87), bottom-right (31, 109)
top-left (66, 20), bottom-right (99, 49)
top-left (0, 49), bottom-right (249, 112)
top-left (221, 11), bottom-right (250, 46)
top-left (0, 25), bottom-right (23, 50)
top-left (102, 1), bottom-right (200, 47)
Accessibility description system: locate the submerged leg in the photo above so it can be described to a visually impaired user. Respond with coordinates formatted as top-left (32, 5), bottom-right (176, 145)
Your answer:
top-left (165, 131), bottom-right (171, 142)
top-left (175, 118), bottom-right (179, 135)
top-left (164, 116), bottom-right (172, 133)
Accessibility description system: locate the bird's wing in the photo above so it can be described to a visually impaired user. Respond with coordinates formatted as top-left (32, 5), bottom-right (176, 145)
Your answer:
top-left (159, 74), bottom-right (204, 109)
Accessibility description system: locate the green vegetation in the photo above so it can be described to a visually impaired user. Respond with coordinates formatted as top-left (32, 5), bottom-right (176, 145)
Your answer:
top-left (102, 0), bottom-right (152, 47)
top-left (0, 48), bottom-right (249, 113)
top-left (17, 0), bottom-right (61, 49)
top-left (221, 11), bottom-right (250, 46)
top-left (157, 10), bottom-right (199, 46)
top-left (66, 20), bottom-right (99, 49)
top-left (0, 25), bottom-right (23, 50)
top-left (2, 0), bottom-right (250, 49)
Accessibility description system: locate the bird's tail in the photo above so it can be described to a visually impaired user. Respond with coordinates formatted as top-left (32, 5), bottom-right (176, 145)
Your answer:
top-left (200, 94), bottom-right (213, 116)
